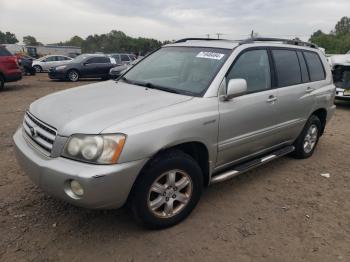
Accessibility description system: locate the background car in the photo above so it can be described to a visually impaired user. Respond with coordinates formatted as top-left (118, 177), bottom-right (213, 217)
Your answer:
top-left (109, 57), bottom-right (142, 79)
top-left (0, 45), bottom-right (22, 90)
top-left (108, 53), bottom-right (136, 65)
top-left (32, 55), bottom-right (73, 72)
top-left (328, 54), bottom-right (350, 100)
top-left (16, 54), bottom-right (36, 75)
top-left (49, 54), bottom-right (117, 82)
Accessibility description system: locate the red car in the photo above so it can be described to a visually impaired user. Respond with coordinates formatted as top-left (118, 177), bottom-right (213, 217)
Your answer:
top-left (0, 45), bottom-right (22, 90)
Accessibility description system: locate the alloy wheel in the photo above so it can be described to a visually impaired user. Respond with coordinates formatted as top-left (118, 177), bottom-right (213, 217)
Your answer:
top-left (303, 124), bottom-right (318, 153)
top-left (147, 169), bottom-right (193, 218)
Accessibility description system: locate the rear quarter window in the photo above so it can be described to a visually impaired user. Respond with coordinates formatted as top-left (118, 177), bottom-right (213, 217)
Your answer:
top-left (272, 49), bottom-right (301, 87)
top-left (303, 51), bottom-right (326, 82)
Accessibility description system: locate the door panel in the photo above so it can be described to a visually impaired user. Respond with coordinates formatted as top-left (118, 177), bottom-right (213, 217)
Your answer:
top-left (271, 49), bottom-right (315, 142)
top-left (217, 48), bottom-right (281, 167)
top-left (217, 90), bottom-right (279, 167)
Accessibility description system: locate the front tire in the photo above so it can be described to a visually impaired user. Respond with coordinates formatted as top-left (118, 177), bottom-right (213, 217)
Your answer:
top-left (67, 70), bottom-right (79, 82)
top-left (291, 115), bottom-right (321, 159)
top-left (130, 150), bottom-right (203, 229)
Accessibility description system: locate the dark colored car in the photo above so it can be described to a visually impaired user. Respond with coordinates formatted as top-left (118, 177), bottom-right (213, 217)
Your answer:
top-left (48, 54), bottom-right (117, 82)
top-left (16, 54), bottom-right (36, 76)
top-left (0, 46), bottom-right (22, 90)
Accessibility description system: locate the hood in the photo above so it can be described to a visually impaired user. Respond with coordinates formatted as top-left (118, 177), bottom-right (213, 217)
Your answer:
top-left (29, 81), bottom-right (192, 136)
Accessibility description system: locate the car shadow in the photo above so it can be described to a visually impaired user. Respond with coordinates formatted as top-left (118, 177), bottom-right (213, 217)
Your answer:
top-left (1, 83), bottom-right (29, 92)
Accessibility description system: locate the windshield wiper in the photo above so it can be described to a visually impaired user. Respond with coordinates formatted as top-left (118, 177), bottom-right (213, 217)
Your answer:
top-left (142, 82), bottom-right (183, 94)
top-left (120, 78), bottom-right (194, 96)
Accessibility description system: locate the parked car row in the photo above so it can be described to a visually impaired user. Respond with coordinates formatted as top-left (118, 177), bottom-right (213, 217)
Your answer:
top-left (0, 45), bottom-right (140, 90)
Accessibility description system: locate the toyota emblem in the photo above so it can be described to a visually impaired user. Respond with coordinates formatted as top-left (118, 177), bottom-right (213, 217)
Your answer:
top-left (29, 126), bottom-right (38, 137)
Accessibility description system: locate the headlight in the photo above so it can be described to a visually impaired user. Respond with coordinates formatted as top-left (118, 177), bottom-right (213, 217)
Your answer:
top-left (62, 134), bottom-right (126, 164)
top-left (56, 65), bottom-right (67, 70)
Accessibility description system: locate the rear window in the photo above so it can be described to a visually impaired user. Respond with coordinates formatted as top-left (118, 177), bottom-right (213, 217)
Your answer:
top-left (303, 52), bottom-right (326, 82)
top-left (272, 49), bottom-right (301, 87)
top-left (0, 47), bottom-right (12, 56)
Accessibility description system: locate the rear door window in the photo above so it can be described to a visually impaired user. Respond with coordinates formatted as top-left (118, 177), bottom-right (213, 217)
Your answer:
top-left (272, 49), bottom-right (301, 87)
top-left (303, 51), bottom-right (326, 82)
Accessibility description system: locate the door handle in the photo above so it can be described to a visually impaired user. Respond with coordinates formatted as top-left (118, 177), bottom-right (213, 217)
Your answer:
top-left (306, 87), bottom-right (315, 93)
top-left (266, 95), bottom-right (277, 103)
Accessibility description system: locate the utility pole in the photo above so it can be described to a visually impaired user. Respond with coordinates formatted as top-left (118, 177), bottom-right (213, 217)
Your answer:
top-left (250, 30), bottom-right (254, 38)
top-left (205, 34), bottom-right (210, 39)
top-left (216, 33), bottom-right (223, 39)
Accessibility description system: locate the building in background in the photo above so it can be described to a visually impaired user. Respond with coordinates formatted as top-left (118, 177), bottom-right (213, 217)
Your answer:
top-left (2, 44), bottom-right (81, 58)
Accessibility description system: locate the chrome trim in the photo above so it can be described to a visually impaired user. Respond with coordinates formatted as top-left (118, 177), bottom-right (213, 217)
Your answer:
top-left (22, 111), bottom-right (57, 155)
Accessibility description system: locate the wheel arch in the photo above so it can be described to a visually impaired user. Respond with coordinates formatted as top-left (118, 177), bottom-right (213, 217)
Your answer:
top-left (126, 140), bottom-right (210, 209)
top-left (311, 108), bottom-right (327, 135)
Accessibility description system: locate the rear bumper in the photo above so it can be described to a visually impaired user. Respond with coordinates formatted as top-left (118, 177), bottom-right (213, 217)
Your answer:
top-left (5, 70), bottom-right (22, 82)
top-left (13, 128), bottom-right (147, 209)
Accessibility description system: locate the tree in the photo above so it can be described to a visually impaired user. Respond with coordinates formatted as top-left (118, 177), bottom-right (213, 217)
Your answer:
top-left (310, 17), bottom-right (350, 54)
top-left (0, 31), bottom-right (18, 44)
top-left (23, 35), bottom-right (42, 46)
top-left (335, 17), bottom-right (350, 36)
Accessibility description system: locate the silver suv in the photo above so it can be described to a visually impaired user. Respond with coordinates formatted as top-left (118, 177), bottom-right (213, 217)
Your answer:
top-left (13, 38), bottom-right (336, 228)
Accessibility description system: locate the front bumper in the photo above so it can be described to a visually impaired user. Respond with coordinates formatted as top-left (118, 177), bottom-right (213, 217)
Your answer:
top-left (335, 88), bottom-right (350, 100)
top-left (13, 128), bottom-right (147, 209)
top-left (48, 70), bottom-right (66, 80)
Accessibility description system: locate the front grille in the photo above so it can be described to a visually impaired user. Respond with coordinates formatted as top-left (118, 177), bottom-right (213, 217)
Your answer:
top-left (22, 111), bottom-right (57, 155)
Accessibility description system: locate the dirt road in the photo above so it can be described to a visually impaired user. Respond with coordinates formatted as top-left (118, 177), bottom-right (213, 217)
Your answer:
top-left (1, 74), bottom-right (349, 262)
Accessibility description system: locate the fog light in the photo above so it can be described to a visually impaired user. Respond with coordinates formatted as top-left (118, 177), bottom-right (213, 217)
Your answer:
top-left (70, 180), bottom-right (84, 196)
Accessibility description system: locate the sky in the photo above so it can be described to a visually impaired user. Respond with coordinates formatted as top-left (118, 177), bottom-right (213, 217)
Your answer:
top-left (1, 0), bottom-right (350, 44)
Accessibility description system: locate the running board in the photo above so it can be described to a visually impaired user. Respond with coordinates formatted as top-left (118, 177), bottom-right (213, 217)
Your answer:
top-left (210, 146), bottom-right (295, 184)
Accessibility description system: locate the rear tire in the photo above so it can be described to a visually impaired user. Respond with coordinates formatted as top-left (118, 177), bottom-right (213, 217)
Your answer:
top-left (67, 70), bottom-right (79, 82)
top-left (33, 65), bottom-right (42, 73)
top-left (0, 75), bottom-right (4, 91)
top-left (130, 150), bottom-right (203, 229)
top-left (291, 115), bottom-right (321, 159)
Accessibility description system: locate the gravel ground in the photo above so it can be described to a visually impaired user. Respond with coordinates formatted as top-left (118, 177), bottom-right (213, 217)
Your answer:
top-left (0, 74), bottom-right (349, 262)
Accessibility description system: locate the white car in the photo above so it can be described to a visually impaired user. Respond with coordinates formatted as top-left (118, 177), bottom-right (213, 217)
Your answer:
top-left (32, 55), bottom-right (73, 72)
top-left (328, 54), bottom-right (350, 100)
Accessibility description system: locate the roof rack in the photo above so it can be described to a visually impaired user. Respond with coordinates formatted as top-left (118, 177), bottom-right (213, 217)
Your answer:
top-left (174, 38), bottom-right (225, 43)
top-left (239, 37), bottom-right (318, 49)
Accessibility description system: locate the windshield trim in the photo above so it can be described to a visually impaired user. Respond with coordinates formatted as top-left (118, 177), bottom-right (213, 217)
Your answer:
top-left (121, 46), bottom-right (232, 97)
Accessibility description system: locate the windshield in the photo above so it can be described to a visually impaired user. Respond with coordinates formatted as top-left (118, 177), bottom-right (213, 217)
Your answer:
top-left (122, 47), bottom-right (231, 96)
top-left (72, 54), bottom-right (90, 63)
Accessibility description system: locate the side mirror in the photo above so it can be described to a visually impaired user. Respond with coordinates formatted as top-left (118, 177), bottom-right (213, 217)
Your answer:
top-left (221, 79), bottom-right (248, 101)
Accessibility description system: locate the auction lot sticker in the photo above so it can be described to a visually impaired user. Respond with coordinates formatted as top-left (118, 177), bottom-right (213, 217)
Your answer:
top-left (196, 52), bottom-right (225, 60)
